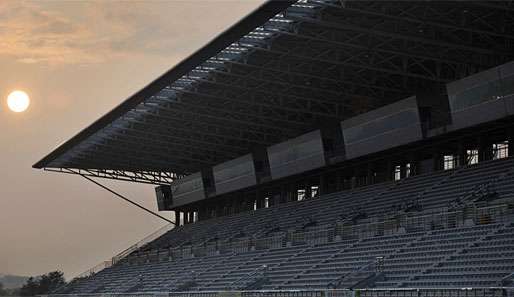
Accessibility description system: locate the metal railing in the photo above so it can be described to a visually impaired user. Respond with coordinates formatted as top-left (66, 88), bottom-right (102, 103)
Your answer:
top-left (69, 204), bottom-right (512, 286)
top-left (71, 223), bottom-right (174, 280)
top-left (230, 265), bottom-right (268, 290)
top-left (122, 204), bottom-right (512, 265)
top-left (74, 261), bottom-right (113, 279)
top-left (501, 272), bottom-right (514, 286)
top-left (43, 287), bottom-right (514, 297)
top-left (290, 228), bottom-right (332, 246)
top-left (329, 261), bottom-right (375, 289)
top-left (112, 223), bottom-right (175, 264)
top-left (338, 204), bottom-right (510, 240)
top-left (254, 235), bottom-right (285, 250)
top-left (472, 204), bottom-right (510, 224)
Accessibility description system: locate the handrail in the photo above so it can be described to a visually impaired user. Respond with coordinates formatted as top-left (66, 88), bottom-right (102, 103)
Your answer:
top-left (171, 270), bottom-right (198, 290)
top-left (457, 180), bottom-right (498, 207)
top-left (70, 223), bottom-right (174, 282)
top-left (67, 203), bottom-right (512, 288)
top-left (41, 287), bottom-right (514, 296)
top-left (501, 272), bottom-right (514, 283)
top-left (112, 223), bottom-right (174, 263)
top-left (230, 265), bottom-right (267, 289)
top-left (74, 261), bottom-right (113, 279)
top-left (131, 204), bottom-right (512, 263)
top-left (340, 210), bottom-right (463, 232)
top-left (330, 261), bottom-right (375, 289)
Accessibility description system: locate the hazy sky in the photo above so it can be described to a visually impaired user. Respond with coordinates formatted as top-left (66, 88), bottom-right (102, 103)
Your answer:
top-left (0, 0), bottom-right (263, 279)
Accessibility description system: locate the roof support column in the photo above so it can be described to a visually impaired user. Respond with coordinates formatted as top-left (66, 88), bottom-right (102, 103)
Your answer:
top-left (174, 211), bottom-right (180, 226)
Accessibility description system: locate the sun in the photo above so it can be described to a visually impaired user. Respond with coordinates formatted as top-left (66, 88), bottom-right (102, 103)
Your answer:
top-left (7, 90), bottom-right (30, 113)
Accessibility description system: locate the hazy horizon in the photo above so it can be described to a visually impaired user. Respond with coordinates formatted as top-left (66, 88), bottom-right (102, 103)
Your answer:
top-left (0, 0), bottom-right (263, 279)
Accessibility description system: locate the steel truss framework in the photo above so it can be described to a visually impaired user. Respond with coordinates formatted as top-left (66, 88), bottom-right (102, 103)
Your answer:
top-left (44, 168), bottom-right (181, 185)
top-left (34, 0), bottom-right (514, 185)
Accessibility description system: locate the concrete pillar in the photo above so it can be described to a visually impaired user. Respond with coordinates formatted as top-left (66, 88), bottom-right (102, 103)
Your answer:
top-left (280, 184), bottom-right (288, 203)
top-left (409, 152), bottom-right (418, 176)
top-left (255, 190), bottom-right (261, 208)
top-left (174, 211), bottom-right (180, 226)
top-left (246, 196), bottom-right (253, 211)
top-left (479, 135), bottom-right (491, 161)
top-left (273, 191), bottom-right (281, 206)
top-left (458, 142), bottom-right (466, 166)
top-left (386, 159), bottom-right (393, 181)
top-left (508, 126), bottom-right (514, 157)
top-left (336, 171), bottom-right (343, 192)
top-left (306, 183), bottom-right (312, 199)
top-left (367, 163), bottom-right (374, 185)
top-left (232, 197), bottom-right (239, 214)
top-left (320, 174), bottom-right (327, 194)
top-left (433, 151), bottom-right (440, 171)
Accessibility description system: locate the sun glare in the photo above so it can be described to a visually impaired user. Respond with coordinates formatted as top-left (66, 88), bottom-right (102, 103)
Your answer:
top-left (7, 90), bottom-right (30, 113)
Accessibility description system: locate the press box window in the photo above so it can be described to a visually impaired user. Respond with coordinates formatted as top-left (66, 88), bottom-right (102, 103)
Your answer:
top-left (394, 165), bottom-right (401, 181)
top-left (493, 141), bottom-right (509, 160)
top-left (297, 189), bottom-right (306, 201)
top-left (311, 185), bottom-right (319, 198)
top-left (467, 149), bottom-right (479, 165)
top-left (444, 155), bottom-right (458, 170)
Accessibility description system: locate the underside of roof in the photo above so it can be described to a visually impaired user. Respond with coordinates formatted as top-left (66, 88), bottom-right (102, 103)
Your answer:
top-left (34, 0), bottom-right (514, 184)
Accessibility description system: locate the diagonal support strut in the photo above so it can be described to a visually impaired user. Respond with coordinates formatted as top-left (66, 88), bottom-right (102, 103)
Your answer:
top-left (68, 169), bottom-right (175, 225)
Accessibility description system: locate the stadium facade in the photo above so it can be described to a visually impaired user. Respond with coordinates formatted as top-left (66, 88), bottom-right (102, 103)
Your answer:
top-left (34, 1), bottom-right (514, 296)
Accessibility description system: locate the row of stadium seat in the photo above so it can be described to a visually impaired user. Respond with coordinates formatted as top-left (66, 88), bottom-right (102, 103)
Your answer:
top-left (144, 157), bottom-right (514, 251)
top-left (57, 156), bottom-right (514, 293)
top-left (61, 222), bottom-right (514, 293)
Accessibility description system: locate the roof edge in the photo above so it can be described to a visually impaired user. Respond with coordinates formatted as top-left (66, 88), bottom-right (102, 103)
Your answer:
top-left (33, 0), bottom-right (296, 169)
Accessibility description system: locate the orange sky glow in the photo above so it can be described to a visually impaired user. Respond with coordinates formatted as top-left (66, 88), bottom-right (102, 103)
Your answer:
top-left (0, 0), bottom-right (263, 279)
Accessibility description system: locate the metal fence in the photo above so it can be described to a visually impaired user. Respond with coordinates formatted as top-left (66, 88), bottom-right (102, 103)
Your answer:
top-left (73, 205), bottom-right (513, 281)
top-left (112, 223), bottom-right (175, 264)
top-left (338, 204), bottom-right (510, 240)
top-left (43, 288), bottom-right (514, 297)
top-left (254, 235), bottom-right (284, 250)
top-left (125, 204), bottom-right (513, 264)
top-left (75, 261), bottom-right (113, 279)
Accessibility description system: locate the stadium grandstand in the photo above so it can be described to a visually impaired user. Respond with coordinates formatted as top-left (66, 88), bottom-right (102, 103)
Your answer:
top-left (34, 1), bottom-right (514, 296)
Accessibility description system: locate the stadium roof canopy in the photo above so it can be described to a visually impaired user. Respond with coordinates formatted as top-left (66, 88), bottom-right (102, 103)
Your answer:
top-left (34, 0), bottom-right (514, 185)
